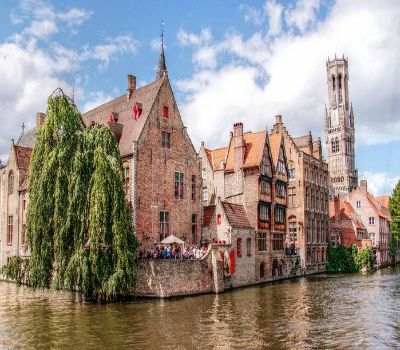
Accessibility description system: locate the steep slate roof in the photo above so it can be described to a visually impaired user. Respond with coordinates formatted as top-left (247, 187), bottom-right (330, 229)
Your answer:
top-left (268, 133), bottom-right (282, 166)
top-left (221, 201), bottom-right (252, 229)
top-left (376, 195), bottom-right (390, 209)
top-left (82, 77), bottom-right (164, 156)
top-left (225, 130), bottom-right (266, 171)
top-left (17, 128), bottom-right (37, 149)
top-left (14, 145), bottom-right (32, 170)
top-left (293, 134), bottom-right (312, 155)
top-left (203, 205), bottom-right (216, 227)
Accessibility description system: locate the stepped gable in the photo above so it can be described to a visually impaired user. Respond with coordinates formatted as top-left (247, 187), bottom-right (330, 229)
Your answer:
top-left (203, 205), bottom-right (216, 227)
top-left (221, 201), bottom-right (252, 229)
top-left (14, 145), bottom-right (32, 170)
top-left (82, 77), bottom-right (164, 157)
top-left (225, 130), bottom-right (266, 171)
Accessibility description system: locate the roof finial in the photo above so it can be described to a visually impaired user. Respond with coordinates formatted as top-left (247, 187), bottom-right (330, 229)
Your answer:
top-left (156, 20), bottom-right (167, 80)
top-left (16, 122), bottom-right (25, 144)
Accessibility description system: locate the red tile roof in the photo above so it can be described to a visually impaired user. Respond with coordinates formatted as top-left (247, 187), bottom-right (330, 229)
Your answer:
top-left (225, 130), bottom-right (266, 171)
top-left (269, 133), bottom-right (282, 166)
top-left (375, 195), bottom-right (390, 209)
top-left (211, 147), bottom-right (228, 170)
top-left (14, 145), bottom-right (32, 170)
top-left (203, 205), bottom-right (216, 227)
top-left (329, 199), bottom-right (366, 230)
top-left (221, 201), bottom-right (252, 229)
top-left (82, 77), bottom-right (164, 156)
top-left (367, 193), bottom-right (389, 219)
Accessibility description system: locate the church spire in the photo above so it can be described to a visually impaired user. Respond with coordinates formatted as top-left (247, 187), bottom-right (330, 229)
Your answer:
top-left (156, 20), bottom-right (167, 80)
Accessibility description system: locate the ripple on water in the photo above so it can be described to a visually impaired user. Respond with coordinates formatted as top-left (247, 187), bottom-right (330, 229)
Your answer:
top-left (0, 266), bottom-right (399, 349)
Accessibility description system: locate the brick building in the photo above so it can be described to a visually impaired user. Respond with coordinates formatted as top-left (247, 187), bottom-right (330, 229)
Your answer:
top-left (0, 43), bottom-right (202, 267)
top-left (341, 180), bottom-right (391, 266)
top-left (271, 115), bottom-right (329, 271)
top-left (200, 122), bottom-right (291, 280)
top-left (82, 46), bottom-right (202, 249)
top-left (329, 196), bottom-right (371, 249)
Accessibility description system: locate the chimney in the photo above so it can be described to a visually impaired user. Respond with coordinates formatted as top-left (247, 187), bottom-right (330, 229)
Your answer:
top-left (127, 74), bottom-right (136, 100)
top-left (36, 112), bottom-right (46, 128)
top-left (233, 122), bottom-right (245, 172)
top-left (275, 115), bottom-right (283, 124)
top-left (360, 180), bottom-right (367, 192)
top-left (334, 195), bottom-right (340, 222)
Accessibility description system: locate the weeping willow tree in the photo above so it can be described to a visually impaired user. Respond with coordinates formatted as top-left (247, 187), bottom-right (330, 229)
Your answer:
top-left (26, 89), bottom-right (137, 301)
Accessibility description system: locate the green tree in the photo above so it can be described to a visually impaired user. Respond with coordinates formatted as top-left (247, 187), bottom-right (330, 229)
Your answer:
top-left (389, 180), bottom-right (400, 262)
top-left (24, 90), bottom-right (137, 301)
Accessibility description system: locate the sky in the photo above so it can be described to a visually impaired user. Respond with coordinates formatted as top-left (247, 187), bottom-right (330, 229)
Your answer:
top-left (0, 0), bottom-right (399, 196)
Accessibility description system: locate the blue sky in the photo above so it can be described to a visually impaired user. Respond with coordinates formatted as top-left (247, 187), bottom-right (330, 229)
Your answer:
top-left (0, 0), bottom-right (399, 196)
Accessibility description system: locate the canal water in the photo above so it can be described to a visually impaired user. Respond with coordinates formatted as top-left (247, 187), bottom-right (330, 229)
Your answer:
top-left (0, 266), bottom-right (399, 349)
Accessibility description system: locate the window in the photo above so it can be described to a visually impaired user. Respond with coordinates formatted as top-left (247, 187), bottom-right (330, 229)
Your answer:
top-left (22, 192), bottom-right (27, 211)
top-left (7, 216), bottom-right (13, 245)
top-left (370, 232), bottom-right (376, 246)
top-left (306, 187), bottom-right (310, 209)
top-left (161, 131), bottom-right (171, 149)
top-left (202, 187), bottom-right (208, 202)
top-left (272, 233), bottom-right (284, 251)
top-left (331, 235), bottom-right (336, 247)
top-left (289, 220), bottom-right (297, 243)
top-left (160, 211), bottom-right (169, 240)
top-left (356, 200), bottom-right (361, 209)
top-left (259, 203), bottom-right (269, 222)
top-left (275, 207), bottom-right (285, 224)
top-left (331, 138), bottom-right (339, 153)
top-left (22, 224), bottom-right (26, 246)
top-left (289, 168), bottom-right (295, 180)
top-left (288, 187), bottom-right (296, 205)
top-left (191, 175), bottom-right (196, 200)
top-left (8, 171), bottom-right (14, 196)
top-left (260, 180), bottom-right (270, 195)
top-left (258, 231), bottom-right (267, 252)
top-left (261, 153), bottom-right (270, 175)
top-left (369, 217), bottom-right (375, 225)
top-left (237, 238), bottom-right (242, 257)
top-left (247, 238), bottom-right (251, 256)
top-left (338, 74), bottom-right (343, 104)
top-left (174, 172), bottom-right (184, 199)
top-left (123, 166), bottom-right (130, 195)
top-left (278, 160), bottom-right (285, 174)
top-left (217, 214), bottom-right (222, 225)
top-left (163, 105), bottom-right (169, 118)
top-left (192, 214), bottom-right (197, 243)
top-left (276, 182), bottom-right (286, 198)
top-left (202, 167), bottom-right (207, 180)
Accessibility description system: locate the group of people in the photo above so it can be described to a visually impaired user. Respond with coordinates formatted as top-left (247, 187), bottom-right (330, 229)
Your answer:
top-left (139, 244), bottom-right (209, 260)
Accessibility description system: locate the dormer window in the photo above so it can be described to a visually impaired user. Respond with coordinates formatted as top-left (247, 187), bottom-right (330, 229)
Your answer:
top-left (163, 106), bottom-right (169, 118)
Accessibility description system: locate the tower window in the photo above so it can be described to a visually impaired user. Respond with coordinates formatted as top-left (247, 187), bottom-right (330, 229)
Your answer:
top-left (338, 74), bottom-right (343, 104)
top-left (331, 138), bottom-right (339, 153)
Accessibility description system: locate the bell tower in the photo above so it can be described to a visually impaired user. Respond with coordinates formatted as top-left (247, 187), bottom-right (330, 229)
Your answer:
top-left (324, 56), bottom-right (358, 194)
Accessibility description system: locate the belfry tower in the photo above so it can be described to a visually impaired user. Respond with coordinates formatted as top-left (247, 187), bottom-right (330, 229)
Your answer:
top-left (324, 56), bottom-right (358, 193)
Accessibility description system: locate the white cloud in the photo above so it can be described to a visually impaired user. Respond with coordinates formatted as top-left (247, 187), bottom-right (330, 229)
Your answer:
top-left (360, 171), bottom-right (399, 196)
top-left (284, 0), bottom-right (321, 33)
top-left (240, 4), bottom-right (265, 26)
top-left (82, 91), bottom-right (115, 113)
top-left (264, 0), bottom-right (284, 36)
top-left (177, 0), bottom-right (400, 154)
top-left (177, 28), bottom-right (213, 47)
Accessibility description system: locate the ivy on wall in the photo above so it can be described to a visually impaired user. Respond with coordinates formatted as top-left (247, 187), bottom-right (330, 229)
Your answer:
top-left (3, 91), bottom-right (137, 301)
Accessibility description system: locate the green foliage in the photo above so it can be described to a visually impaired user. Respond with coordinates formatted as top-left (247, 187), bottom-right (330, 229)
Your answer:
top-left (1, 257), bottom-right (28, 286)
top-left (25, 92), bottom-right (137, 301)
top-left (389, 181), bottom-right (400, 262)
top-left (327, 243), bottom-right (374, 273)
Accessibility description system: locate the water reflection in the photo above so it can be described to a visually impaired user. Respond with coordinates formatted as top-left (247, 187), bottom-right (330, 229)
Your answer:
top-left (0, 266), bottom-right (399, 349)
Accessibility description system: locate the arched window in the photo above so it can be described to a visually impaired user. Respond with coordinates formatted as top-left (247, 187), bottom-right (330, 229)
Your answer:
top-left (338, 74), bottom-right (343, 103)
top-left (8, 171), bottom-right (14, 196)
top-left (332, 75), bottom-right (336, 102)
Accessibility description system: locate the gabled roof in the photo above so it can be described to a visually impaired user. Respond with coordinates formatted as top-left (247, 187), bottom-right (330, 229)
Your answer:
top-left (367, 192), bottom-right (390, 219)
top-left (17, 128), bottom-right (37, 149)
top-left (203, 205), bottom-right (216, 227)
top-left (268, 133), bottom-right (282, 166)
top-left (221, 201), bottom-right (252, 229)
top-left (375, 195), bottom-right (390, 209)
top-left (225, 130), bottom-right (266, 171)
top-left (210, 147), bottom-right (228, 170)
top-left (293, 134), bottom-right (312, 155)
top-left (329, 199), bottom-right (366, 230)
top-left (14, 145), bottom-right (32, 170)
top-left (82, 77), bottom-right (165, 156)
